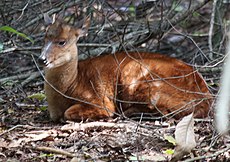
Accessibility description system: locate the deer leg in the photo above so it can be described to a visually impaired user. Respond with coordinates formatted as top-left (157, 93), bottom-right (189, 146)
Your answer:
top-left (148, 91), bottom-right (210, 119)
top-left (64, 103), bottom-right (115, 121)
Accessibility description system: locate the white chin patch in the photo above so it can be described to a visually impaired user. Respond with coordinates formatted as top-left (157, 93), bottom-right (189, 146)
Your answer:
top-left (46, 64), bottom-right (54, 69)
top-left (46, 62), bottom-right (54, 69)
top-left (66, 54), bottom-right (72, 62)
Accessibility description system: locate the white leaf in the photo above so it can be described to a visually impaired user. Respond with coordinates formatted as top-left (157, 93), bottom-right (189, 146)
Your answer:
top-left (172, 113), bottom-right (196, 161)
top-left (215, 32), bottom-right (230, 134)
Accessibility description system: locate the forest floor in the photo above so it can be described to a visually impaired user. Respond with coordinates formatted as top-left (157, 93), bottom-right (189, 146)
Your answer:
top-left (0, 98), bottom-right (228, 162)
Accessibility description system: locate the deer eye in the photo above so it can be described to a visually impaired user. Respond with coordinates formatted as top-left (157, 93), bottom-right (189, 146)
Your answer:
top-left (56, 40), bottom-right (66, 46)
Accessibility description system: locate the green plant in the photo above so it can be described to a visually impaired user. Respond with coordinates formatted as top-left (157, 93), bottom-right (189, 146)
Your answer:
top-left (0, 26), bottom-right (34, 52)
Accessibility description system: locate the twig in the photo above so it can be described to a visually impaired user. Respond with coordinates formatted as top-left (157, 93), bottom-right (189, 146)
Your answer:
top-left (0, 152), bottom-right (6, 158)
top-left (61, 121), bottom-right (163, 140)
top-left (184, 145), bottom-right (230, 162)
top-left (198, 67), bottom-right (222, 73)
top-left (32, 146), bottom-right (75, 158)
top-left (0, 124), bottom-right (53, 137)
top-left (17, 0), bottom-right (30, 21)
top-left (21, 71), bottom-right (41, 87)
top-left (0, 47), bottom-right (17, 54)
top-left (61, 121), bottom-right (126, 131)
top-left (0, 71), bottom-right (41, 83)
top-left (0, 43), bottom-right (111, 54)
top-left (0, 125), bottom-right (26, 136)
top-left (208, 0), bottom-right (217, 59)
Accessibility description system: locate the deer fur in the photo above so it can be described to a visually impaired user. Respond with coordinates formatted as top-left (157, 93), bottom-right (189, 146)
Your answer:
top-left (39, 15), bottom-right (212, 122)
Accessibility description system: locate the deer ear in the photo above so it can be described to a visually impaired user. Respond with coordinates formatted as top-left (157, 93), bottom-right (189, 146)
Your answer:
top-left (75, 16), bottom-right (90, 38)
top-left (44, 13), bottom-right (56, 26)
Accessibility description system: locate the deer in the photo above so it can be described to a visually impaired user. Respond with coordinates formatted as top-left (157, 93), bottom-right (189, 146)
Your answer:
top-left (38, 14), bottom-right (212, 122)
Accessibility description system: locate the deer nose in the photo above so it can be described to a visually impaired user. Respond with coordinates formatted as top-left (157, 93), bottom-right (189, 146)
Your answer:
top-left (39, 42), bottom-right (52, 65)
top-left (38, 54), bottom-right (47, 66)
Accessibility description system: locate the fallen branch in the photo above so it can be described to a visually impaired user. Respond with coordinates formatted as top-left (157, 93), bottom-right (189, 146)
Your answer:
top-left (0, 152), bottom-right (6, 158)
top-left (61, 121), bottom-right (164, 140)
top-left (33, 146), bottom-right (75, 158)
top-left (0, 46), bottom-right (42, 54)
top-left (0, 124), bottom-right (53, 137)
top-left (21, 71), bottom-right (41, 87)
top-left (184, 145), bottom-right (230, 162)
top-left (0, 47), bottom-right (17, 54)
top-left (61, 121), bottom-right (127, 131)
top-left (198, 67), bottom-right (222, 73)
top-left (0, 125), bottom-right (25, 137)
top-left (0, 71), bottom-right (41, 84)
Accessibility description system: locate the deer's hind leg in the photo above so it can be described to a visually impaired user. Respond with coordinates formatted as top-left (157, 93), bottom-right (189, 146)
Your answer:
top-left (148, 90), bottom-right (210, 119)
top-left (121, 83), bottom-right (210, 119)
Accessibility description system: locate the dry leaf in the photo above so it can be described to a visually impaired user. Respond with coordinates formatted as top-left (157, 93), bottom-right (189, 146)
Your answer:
top-left (171, 113), bottom-right (196, 161)
top-left (8, 130), bottom-right (56, 148)
top-left (24, 130), bottom-right (53, 141)
top-left (0, 138), bottom-right (9, 148)
top-left (129, 151), bottom-right (166, 161)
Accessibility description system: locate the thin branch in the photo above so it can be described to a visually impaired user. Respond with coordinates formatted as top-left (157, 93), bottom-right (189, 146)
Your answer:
top-left (32, 146), bottom-right (75, 158)
top-left (208, 0), bottom-right (218, 60)
top-left (0, 71), bottom-right (41, 83)
top-left (198, 66), bottom-right (222, 73)
top-left (21, 71), bottom-right (41, 87)
top-left (16, 0), bottom-right (30, 21)
top-left (184, 145), bottom-right (230, 162)
top-left (0, 125), bottom-right (25, 137)
top-left (61, 121), bottom-right (127, 131)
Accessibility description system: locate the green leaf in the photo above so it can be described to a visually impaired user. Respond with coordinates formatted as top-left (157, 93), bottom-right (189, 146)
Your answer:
top-left (193, 12), bottom-right (200, 18)
top-left (39, 106), bottom-right (48, 111)
top-left (174, 5), bottom-right (183, 12)
top-left (129, 5), bottom-right (135, 12)
top-left (0, 26), bottom-right (34, 43)
top-left (129, 5), bottom-right (135, 17)
top-left (172, 2), bottom-right (184, 12)
top-left (163, 149), bottom-right (174, 155)
top-left (164, 135), bottom-right (176, 145)
top-left (39, 153), bottom-right (54, 157)
top-left (28, 93), bottom-right (46, 101)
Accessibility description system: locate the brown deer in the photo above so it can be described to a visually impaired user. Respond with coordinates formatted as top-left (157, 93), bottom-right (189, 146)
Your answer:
top-left (39, 15), bottom-right (212, 122)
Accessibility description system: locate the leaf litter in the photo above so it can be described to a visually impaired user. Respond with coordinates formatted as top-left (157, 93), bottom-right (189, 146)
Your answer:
top-left (1, 106), bottom-right (228, 161)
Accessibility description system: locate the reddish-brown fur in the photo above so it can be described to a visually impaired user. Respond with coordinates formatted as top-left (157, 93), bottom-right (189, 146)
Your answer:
top-left (39, 15), bottom-right (212, 122)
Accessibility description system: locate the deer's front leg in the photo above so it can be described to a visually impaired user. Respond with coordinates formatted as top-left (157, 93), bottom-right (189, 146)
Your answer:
top-left (64, 103), bottom-right (115, 121)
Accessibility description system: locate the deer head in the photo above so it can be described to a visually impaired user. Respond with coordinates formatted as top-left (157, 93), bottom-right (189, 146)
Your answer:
top-left (39, 13), bottom-right (90, 69)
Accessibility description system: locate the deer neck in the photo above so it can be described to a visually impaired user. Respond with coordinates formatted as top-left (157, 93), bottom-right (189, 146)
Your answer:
top-left (45, 59), bottom-right (78, 94)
